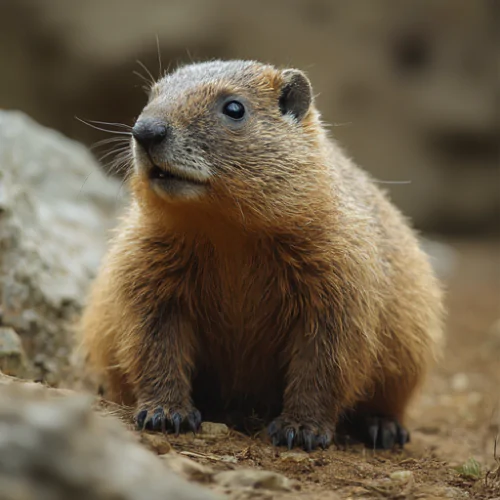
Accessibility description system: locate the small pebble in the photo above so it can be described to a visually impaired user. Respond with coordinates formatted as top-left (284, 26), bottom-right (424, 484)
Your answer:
top-left (200, 422), bottom-right (229, 436)
top-left (140, 432), bottom-right (171, 455)
top-left (280, 451), bottom-right (310, 463)
top-left (390, 470), bottom-right (414, 482)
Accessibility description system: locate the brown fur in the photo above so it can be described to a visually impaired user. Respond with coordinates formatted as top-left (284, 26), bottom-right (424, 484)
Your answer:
top-left (80, 60), bottom-right (444, 449)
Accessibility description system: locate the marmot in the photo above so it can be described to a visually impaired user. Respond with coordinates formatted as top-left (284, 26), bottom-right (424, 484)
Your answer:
top-left (80, 60), bottom-right (444, 451)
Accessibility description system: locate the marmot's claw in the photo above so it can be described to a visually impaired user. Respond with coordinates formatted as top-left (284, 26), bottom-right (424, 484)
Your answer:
top-left (396, 425), bottom-right (409, 447)
top-left (317, 434), bottom-right (330, 450)
top-left (338, 412), bottom-right (410, 450)
top-left (379, 419), bottom-right (397, 449)
top-left (135, 409), bottom-right (148, 430)
top-left (187, 409), bottom-right (202, 433)
top-left (286, 428), bottom-right (295, 450)
top-left (302, 430), bottom-right (314, 452)
top-left (151, 407), bottom-right (166, 432)
top-left (365, 415), bottom-right (410, 449)
top-left (172, 412), bottom-right (182, 436)
top-left (135, 405), bottom-right (202, 435)
top-left (268, 415), bottom-right (333, 452)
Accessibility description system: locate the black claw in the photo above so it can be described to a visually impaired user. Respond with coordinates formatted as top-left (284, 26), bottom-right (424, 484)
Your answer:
top-left (318, 434), bottom-right (329, 450)
top-left (303, 431), bottom-right (314, 452)
top-left (192, 409), bottom-right (202, 431)
top-left (135, 409), bottom-right (148, 430)
top-left (368, 424), bottom-right (379, 449)
top-left (187, 411), bottom-right (199, 433)
top-left (172, 413), bottom-right (182, 436)
top-left (286, 428), bottom-right (295, 450)
top-left (268, 417), bottom-right (331, 451)
top-left (380, 423), bottom-right (396, 449)
top-left (135, 406), bottom-right (202, 435)
top-left (150, 407), bottom-right (165, 431)
top-left (267, 421), bottom-right (278, 437)
top-left (397, 426), bottom-right (409, 446)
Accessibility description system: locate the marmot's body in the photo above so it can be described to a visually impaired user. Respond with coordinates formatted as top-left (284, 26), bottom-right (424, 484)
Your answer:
top-left (81, 60), bottom-right (443, 451)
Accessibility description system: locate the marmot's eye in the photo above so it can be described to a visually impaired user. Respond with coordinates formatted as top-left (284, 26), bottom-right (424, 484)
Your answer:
top-left (223, 100), bottom-right (245, 120)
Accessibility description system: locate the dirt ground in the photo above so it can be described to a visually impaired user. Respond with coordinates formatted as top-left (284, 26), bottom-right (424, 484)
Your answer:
top-left (134, 239), bottom-right (499, 500)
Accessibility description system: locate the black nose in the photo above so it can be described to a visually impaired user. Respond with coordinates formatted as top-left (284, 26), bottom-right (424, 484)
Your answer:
top-left (132, 119), bottom-right (168, 152)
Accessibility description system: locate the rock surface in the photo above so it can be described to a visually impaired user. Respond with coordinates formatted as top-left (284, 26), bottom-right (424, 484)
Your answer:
top-left (0, 110), bottom-right (125, 384)
top-left (0, 378), bottom-right (219, 500)
top-left (0, 326), bottom-right (28, 376)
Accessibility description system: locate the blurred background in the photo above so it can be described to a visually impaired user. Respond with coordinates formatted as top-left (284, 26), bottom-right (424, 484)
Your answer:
top-left (0, 0), bottom-right (498, 235)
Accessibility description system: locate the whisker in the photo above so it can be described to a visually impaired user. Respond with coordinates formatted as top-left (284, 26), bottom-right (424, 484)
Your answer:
top-left (106, 147), bottom-right (132, 164)
top-left (133, 70), bottom-right (154, 90)
top-left (373, 180), bottom-right (412, 185)
top-left (78, 173), bottom-right (92, 198)
top-left (90, 137), bottom-right (131, 151)
top-left (156, 35), bottom-right (163, 78)
top-left (97, 146), bottom-right (130, 165)
top-left (136, 60), bottom-right (156, 86)
top-left (107, 150), bottom-right (134, 176)
top-left (85, 119), bottom-right (132, 130)
top-left (75, 116), bottom-right (132, 135)
top-left (323, 121), bottom-right (352, 129)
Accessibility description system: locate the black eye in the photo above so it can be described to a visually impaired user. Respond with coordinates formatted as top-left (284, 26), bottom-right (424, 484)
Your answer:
top-left (223, 100), bottom-right (245, 120)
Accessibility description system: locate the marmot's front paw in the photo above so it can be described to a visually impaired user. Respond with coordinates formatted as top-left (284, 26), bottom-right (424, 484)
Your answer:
top-left (135, 404), bottom-right (202, 435)
top-left (268, 415), bottom-right (333, 452)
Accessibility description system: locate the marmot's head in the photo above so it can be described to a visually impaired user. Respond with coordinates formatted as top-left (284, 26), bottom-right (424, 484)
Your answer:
top-left (131, 60), bottom-right (327, 227)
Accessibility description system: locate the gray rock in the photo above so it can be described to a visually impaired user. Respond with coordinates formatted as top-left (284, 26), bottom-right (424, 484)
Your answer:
top-left (0, 326), bottom-right (28, 376)
top-left (0, 381), bottom-right (219, 500)
top-left (0, 110), bottom-right (126, 383)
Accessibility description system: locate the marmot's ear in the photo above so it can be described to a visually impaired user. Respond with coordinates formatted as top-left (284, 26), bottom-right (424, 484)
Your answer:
top-left (279, 69), bottom-right (313, 121)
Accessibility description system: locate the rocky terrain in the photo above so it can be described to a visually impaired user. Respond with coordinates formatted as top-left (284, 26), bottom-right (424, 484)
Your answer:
top-left (0, 111), bottom-right (126, 384)
top-left (0, 112), bottom-right (498, 499)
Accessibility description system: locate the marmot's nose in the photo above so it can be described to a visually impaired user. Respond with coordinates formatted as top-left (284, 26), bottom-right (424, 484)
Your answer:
top-left (132, 119), bottom-right (168, 152)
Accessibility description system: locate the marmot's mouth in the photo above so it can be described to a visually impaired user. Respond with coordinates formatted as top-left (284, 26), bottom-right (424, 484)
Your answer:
top-left (148, 164), bottom-right (206, 185)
